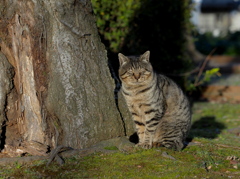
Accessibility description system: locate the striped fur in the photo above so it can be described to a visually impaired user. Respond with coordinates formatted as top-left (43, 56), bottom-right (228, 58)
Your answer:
top-left (118, 51), bottom-right (191, 151)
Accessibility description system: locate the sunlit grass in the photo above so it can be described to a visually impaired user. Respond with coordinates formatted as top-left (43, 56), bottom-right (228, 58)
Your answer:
top-left (1, 102), bottom-right (240, 178)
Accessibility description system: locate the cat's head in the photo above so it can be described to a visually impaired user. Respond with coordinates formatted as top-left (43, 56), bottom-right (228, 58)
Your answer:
top-left (118, 51), bottom-right (153, 85)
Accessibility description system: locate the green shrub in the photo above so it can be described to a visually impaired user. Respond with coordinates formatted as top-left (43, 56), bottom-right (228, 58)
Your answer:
top-left (92, 0), bottom-right (193, 88)
top-left (91, 0), bottom-right (141, 53)
top-left (194, 31), bottom-right (240, 56)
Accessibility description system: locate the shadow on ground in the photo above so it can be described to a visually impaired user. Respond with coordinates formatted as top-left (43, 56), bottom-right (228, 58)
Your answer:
top-left (130, 116), bottom-right (226, 145)
top-left (188, 116), bottom-right (226, 140)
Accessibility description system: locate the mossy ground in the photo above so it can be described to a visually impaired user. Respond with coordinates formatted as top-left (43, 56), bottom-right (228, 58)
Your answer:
top-left (1, 102), bottom-right (240, 178)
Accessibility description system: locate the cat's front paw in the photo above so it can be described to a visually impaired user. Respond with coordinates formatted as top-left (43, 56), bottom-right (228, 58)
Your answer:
top-left (152, 142), bottom-right (163, 148)
top-left (136, 142), bottom-right (152, 149)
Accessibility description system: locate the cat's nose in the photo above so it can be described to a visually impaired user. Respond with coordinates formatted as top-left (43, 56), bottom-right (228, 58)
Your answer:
top-left (133, 73), bottom-right (141, 80)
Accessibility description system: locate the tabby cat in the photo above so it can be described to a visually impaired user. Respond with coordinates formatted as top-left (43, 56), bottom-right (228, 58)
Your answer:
top-left (118, 51), bottom-right (191, 151)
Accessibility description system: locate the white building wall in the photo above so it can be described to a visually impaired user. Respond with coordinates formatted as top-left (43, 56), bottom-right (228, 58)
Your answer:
top-left (230, 11), bottom-right (240, 32)
top-left (191, 0), bottom-right (240, 35)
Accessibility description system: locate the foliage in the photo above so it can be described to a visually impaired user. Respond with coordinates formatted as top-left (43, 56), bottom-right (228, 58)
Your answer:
top-left (194, 31), bottom-right (240, 56)
top-left (203, 68), bottom-right (221, 83)
top-left (91, 0), bottom-right (193, 86)
top-left (186, 67), bottom-right (221, 92)
top-left (1, 102), bottom-right (240, 178)
top-left (91, 0), bottom-right (141, 53)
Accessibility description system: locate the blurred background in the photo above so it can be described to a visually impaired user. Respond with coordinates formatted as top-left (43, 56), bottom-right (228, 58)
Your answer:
top-left (91, 0), bottom-right (240, 103)
top-left (192, 0), bottom-right (240, 60)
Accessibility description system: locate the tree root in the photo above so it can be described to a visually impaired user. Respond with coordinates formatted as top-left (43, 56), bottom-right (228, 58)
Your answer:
top-left (0, 137), bottom-right (135, 166)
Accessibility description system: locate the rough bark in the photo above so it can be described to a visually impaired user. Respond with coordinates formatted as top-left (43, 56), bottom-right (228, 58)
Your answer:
top-left (0, 52), bottom-right (14, 149)
top-left (0, 0), bottom-right (133, 153)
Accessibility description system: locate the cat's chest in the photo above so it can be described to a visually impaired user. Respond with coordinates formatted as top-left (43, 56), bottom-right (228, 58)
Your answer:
top-left (123, 89), bottom-right (149, 103)
top-left (123, 91), bottom-right (153, 112)
top-left (122, 84), bottom-right (153, 101)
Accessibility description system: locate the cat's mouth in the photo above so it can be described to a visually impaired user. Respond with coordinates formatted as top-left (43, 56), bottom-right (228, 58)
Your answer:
top-left (134, 76), bottom-right (150, 83)
top-left (131, 78), bottom-right (146, 84)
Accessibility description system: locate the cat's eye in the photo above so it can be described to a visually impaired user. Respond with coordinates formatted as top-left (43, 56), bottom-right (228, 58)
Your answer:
top-left (127, 70), bottom-right (133, 76)
top-left (140, 70), bottom-right (150, 75)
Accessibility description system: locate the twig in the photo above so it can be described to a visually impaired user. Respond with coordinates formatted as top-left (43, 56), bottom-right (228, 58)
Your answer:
top-left (0, 137), bottom-right (134, 166)
top-left (171, 67), bottom-right (200, 77)
top-left (161, 151), bottom-right (176, 160)
top-left (167, 48), bottom-right (216, 78)
top-left (194, 48), bottom-right (217, 86)
top-left (47, 146), bottom-right (74, 166)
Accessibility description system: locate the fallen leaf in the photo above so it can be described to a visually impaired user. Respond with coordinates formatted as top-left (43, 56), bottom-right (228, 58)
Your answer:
top-left (207, 165), bottom-right (212, 170)
top-left (226, 156), bottom-right (239, 161)
top-left (230, 160), bottom-right (238, 165)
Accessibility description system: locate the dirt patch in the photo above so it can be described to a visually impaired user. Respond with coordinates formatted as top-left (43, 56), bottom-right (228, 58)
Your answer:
top-left (201, 85), bottom-right (240, 103)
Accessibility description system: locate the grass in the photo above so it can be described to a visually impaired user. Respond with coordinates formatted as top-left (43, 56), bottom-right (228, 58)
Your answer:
top-left (0, 102), bottom-right (240, 178)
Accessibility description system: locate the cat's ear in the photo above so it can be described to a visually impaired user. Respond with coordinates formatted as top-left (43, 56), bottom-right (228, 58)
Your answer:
top-left (118, 53), bottom-right (129, 66)
top-left (140, 51), bottom-right (150, 62)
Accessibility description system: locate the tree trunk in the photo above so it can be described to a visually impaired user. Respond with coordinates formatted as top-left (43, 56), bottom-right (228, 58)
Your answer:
top-left (0, 0), bottom-right (133, 154)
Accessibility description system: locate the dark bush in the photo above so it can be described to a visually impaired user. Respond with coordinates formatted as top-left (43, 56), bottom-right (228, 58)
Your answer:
top-left (194, 31), bottom-right (240, 56)
top-left (92, 0), bottom-right (193, 87)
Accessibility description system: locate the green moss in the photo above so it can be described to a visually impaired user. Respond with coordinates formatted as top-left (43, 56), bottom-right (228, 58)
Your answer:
top-left (104, 146), bottom-right (119, 150)
top-left (1, 102), bottom-right (240, 178)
